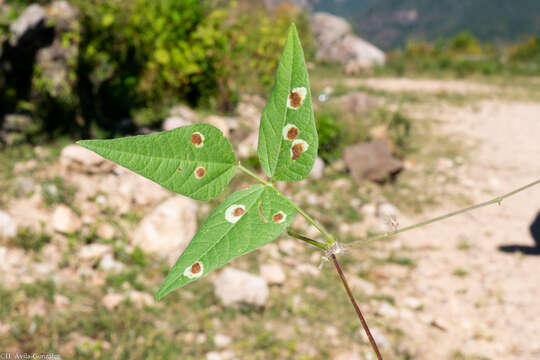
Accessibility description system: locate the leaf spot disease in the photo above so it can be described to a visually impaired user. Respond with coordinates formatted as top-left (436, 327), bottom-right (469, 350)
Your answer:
top-left (225, 204), bottom-right (246, 223)
top-left (194, 166), bottom-right (206, 179)
top-left (191, 132), bottom-right (204, 147)
top-left (272, 211), bottom-right (286, 224)
top-left (184, 261), bottom-right (204, 279)
top-left (282, 124), bottom-right (299, 140)
top-left (291, 139), bottom-right (309, 161)
top-left (287, 87), bottom-right (307, 109)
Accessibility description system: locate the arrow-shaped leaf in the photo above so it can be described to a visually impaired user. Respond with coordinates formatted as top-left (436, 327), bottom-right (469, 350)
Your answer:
top-left (257, 24), bottom-right (318, 181)
top-left (156, 184), bottom-right (295, 300)
top-left (77, 124), bottom-right (237, 201)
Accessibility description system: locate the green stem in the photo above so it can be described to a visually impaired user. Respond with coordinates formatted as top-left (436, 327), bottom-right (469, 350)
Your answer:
top-left (238, 163), bottom-right (274, 186)
top-left (285, 197), bottom-right (335, 247)
top-left (351, 178), bottom-right (540, 247)
top-left (287, 231), bottom-right (328, 250)
top-left (238, 162), bottom-right (336, 247)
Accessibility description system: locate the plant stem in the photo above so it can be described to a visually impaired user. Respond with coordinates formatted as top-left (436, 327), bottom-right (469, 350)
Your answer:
top-left (287, 231), bottom-right (328, 250)
top-left (285, 197), bottom-right (335, 247)
top-left (350, 178), bottom-right (540, 247)
top-left (238, 163), bottom-right (274, 186)
top-left (238, 162), bottom-right (336, 247)
top-left (331, 254), bottom-right (383, 360)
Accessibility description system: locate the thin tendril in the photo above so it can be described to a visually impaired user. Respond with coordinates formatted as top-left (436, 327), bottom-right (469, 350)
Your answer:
top-left (347, 178), bottom-right (540, 248)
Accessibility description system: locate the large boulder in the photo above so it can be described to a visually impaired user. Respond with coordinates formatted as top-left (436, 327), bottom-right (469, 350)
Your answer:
top-left (335, 92), bottom-right (379, 115)
top-left (312, 12), bottom-right (385, 71)
top-left (343, 140), bottom-right (403, 183)
top-left (132, 196), bottom-right (198, 264)
top-left (9, 4), bottom-right (47, 46)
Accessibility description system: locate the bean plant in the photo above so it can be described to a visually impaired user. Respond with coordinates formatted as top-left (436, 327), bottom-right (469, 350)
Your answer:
top-left (78, 25), bottom-right (540, 360)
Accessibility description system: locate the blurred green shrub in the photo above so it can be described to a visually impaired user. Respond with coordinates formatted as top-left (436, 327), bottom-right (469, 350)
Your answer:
top-left (41, 176), bottom-right (76, 206)
top-left (71, 0), bottom-right (312, 130)
top-left (14, 226), bottom-right (52, 252)
top-left (2, 0), bottom-right (312, 139)
top-left (509, 36), bottom-right (540, 63)
top-left (380, 32), bottom-right (517, 77)
top-left (316, 110), bottom-right (346, 163)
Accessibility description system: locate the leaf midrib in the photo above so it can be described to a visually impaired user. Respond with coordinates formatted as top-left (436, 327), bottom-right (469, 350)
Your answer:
top-left (268, 34), bottom-right (294, 177)
top-left (82, 143), bottom-right (236, 166)
top-left (160, 186), bottom-right (266, 295)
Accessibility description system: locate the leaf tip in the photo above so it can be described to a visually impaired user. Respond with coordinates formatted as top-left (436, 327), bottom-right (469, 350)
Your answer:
top-left (155, 283), bottom-right (171, 301)
top-left (288, 23), bottom-right (297, 33)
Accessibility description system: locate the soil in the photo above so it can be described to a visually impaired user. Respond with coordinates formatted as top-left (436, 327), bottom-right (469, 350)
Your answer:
top-left (366, 78), bottom-right (540, 359)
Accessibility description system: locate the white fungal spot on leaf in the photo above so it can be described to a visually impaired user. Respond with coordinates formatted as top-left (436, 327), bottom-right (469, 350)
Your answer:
top-left (225, 204), bottom-right (246, 223)
top-left (184, 261), bottom-right (204, 279)
top-left (287, 87), bottom-right (307, 109)
top-left (191, 132), bottom-right (204, 147)
top-left (272, 211), bottom-right (286, 224)
top-left (282, 124), bottom-right (299, 140)
top-left (291, 139), bottom-right (309, 161)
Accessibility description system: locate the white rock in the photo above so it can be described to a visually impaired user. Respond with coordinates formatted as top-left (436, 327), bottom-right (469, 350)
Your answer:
top-left (213, 268), bottom-right (269, 307)
top-left (128, 290), bottom-right (155, 308)
top-left (403, 297), bottom-right (423, 310)
top-left (99, 253), bottom-right (124, 272)
top-left (236, 102), bottom-right (261, 130)
top-left (359, 327), bottom-right (391, 350)
top-left (54, 294), bottom-right (70, 307)
top-left (97, 223), bottom-right (116, 239)
top-left (378, 202), bottom-right (400, 219)
top-left (196, 333), bottom-right (207, 344)
top-left (205, 115), bottom-right (230, 138)
top-left (309, 157), bottom-right (325, 179)
top-left (349, 276), bottom-right (376, 295)
top-left (60, 144), bottom-right (115, 174)
top-left (102, 293), bottom-right (124, 310)
top-left (162, 116), bottom-right (191, 131)
top-left (312, 12), bottom-right (385, 70)
top-left (78, 243), bottom-right (112, 262)
top-left (260, 263), bottom-right (286, 285)
top-left (132, 196), bottom-right (197, 264)
top-left (206, 352), bottom-right (222, 360)
top-left (10, 4), bottom-right (46, 46)
top-left (236, 131), bottom-right (258, 158)
top-left (170, 104), bottom-right (200, 122)
top-left (0, 322), bottom-right (10, 335)
top-left (52, 204), bottom-right (81, 233)
top-left (361, 203), bottom-right (376, 217)
top-left (295, 263), bottom-right (320, 276)
top-left (0, 211), bottom-right (17, 239)
top-left (377, 302), bottom-right (399, 318)
top-left (336, 352), bottom-right (362, 360)
top-left (214, 333), bottom-right (232, 348)
top-left (278, 239), bottom-right (302, 255)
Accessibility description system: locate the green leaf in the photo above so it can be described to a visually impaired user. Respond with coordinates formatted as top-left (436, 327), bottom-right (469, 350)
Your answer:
top-left (257, 24), bottom-right (318, 181)
top-left (155, 184), bottom-right (295, 300)
top-left (77, 124), bottom-right (236, 201)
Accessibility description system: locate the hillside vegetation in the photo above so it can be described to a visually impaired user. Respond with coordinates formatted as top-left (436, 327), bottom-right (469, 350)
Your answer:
top-left (308, 0), bottom-right (540, 49)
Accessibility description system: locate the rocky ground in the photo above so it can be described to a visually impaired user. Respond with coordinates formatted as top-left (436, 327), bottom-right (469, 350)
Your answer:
top-left (1, 74), bottom-right (539, 359)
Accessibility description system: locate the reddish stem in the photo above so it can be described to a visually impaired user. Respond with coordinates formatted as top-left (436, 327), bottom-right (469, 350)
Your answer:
top-left (331, 254), bottom-right (383, 360)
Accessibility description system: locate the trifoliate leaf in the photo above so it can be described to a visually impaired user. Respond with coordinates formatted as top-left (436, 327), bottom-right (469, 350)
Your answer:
top-left (257, 24), bottom-right (318, 181)
top-left (78, 124), bottom-right (236, 201)
top-left (155, 184), bottom-right (295, 300)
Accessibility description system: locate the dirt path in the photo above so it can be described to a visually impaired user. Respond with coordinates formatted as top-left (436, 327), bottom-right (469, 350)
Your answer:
top-left (365, 79), bottom-right (540, 359)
